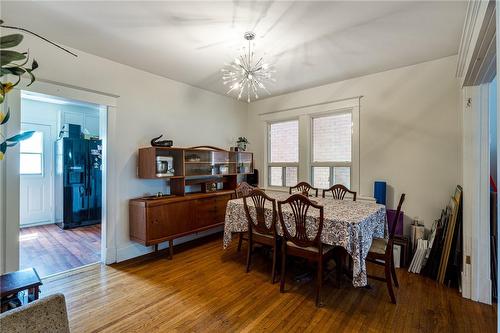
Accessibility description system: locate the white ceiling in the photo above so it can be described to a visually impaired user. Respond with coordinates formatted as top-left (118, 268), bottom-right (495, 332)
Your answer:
top-left (1, 1), bottom-right (467, 100)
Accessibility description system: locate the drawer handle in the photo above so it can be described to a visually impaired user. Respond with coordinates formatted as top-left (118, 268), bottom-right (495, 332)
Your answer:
top-left (152, 219), bottom-right (159, 224)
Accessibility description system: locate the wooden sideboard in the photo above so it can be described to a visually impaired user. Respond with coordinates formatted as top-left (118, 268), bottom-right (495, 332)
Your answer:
top-left (130, 190), bottom-right (233, 259)
top-left (130, 146), bottom-right (253, 259)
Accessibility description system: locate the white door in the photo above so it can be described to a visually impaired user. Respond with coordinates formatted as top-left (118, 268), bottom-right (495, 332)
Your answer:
top-left (19, 123), bottom-right (54, 226)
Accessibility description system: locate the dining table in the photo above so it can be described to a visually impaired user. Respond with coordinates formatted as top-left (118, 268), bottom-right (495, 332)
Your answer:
top-left (223, 190), bottom-right (387, 287)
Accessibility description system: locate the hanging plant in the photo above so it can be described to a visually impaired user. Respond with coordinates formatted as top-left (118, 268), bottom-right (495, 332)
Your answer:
top-left (0, 19), bottom-right (77, 160)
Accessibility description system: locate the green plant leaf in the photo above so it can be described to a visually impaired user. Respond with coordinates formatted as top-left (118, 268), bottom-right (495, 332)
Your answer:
top-left (0, 141), bottom-right (6, 154)
top-left (1, 109), bottom-right (10, 124)
top-left (0, 34), bottom-right (24, 49)
top-left (31, 59), bottom-right (38, 70)
top-left (25, 68), bottom-right (36, 86)
top-left (3, 66), bottom-right (25, 76)
top-left (5, 131), bottom-right (35, 143)
top-left (0, 50), bottom-right (26, 66)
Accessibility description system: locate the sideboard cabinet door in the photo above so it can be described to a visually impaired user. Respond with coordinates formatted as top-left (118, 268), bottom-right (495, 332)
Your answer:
top-left (147, 201), bottom-right (193, 243)
top-left (194, 197), bottom-right (217, 229)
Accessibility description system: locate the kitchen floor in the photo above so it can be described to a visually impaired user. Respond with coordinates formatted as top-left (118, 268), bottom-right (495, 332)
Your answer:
top-left (20, 224), bottom-right (101, 277)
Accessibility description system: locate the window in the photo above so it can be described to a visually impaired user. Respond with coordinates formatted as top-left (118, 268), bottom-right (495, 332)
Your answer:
top-left (311, 112), bottom-right (352, 189)
top-left (20, 131), bottom-right (43, 175)
top-left (268, 120), bottom-right (299, 187)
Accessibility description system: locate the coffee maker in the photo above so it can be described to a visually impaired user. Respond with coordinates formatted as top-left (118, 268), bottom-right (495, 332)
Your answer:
top-left (156, 156), bottom-right (174, 177)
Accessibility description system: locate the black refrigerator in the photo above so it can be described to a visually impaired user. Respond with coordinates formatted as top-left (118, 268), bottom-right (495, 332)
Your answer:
top-left (55, 136), bottom-right (102, 229)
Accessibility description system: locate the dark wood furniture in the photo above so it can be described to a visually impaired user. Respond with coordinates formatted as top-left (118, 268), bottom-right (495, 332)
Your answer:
top-left (366, 193), bottom-right (406, 304)
top-left (289, 182), bottom-right (319, 197)
top-left (130, 190), bottom-right (233, 259)
top-left (137, 146), bottom-right (253, 196)
top-left (234, 182), bottom-right (256, 252)
top-left (132, 146), bottom-right (253, 258)
top-left (243, 189), bottom-right (279, 283)
top-left (322, 184), bottom-right (357, 201)
top-left (393, 235), bottom-right (410, 268)
top-left (1, 268), bottom-right (42, 313)
top-left (234, 182), bottom-right (255, 199)
top-left (277, 194), bottom-right (335, 307)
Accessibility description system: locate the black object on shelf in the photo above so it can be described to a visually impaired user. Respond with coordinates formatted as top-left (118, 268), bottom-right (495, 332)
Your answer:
top-left (151, 134), bottom-right (173, 147)
top-left (246, 169), bottom-right (259, 187)
top-left (55, 136), bottom-right (102, 229)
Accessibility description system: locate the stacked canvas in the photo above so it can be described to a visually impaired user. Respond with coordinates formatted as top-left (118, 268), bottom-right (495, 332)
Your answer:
top-left (409, 239), bottom-right (429, 273)
top-left (421, 186), bottom-right (462, 285)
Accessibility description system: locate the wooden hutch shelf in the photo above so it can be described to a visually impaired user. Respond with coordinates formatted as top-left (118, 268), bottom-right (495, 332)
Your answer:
top-left (130, 146), bottom-right (253, 258)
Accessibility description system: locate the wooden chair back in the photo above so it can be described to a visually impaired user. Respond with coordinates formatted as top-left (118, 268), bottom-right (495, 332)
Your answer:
top-left (278, 194), bottom-right (324, 249)
top-left (388, 193), bottom-right (406, 241)
top-left (289, 182), bottom-right (319, 197)
top-left (322, 184), bottom-right (357, 201)
top-left (235, 181), bottom-right (255, 199)
top-left (243, 189), bottom-right (276, 236)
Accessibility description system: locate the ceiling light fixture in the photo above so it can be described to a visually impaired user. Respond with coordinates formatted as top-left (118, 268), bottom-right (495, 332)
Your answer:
top-left (221, 31), bottom-right (275, 103)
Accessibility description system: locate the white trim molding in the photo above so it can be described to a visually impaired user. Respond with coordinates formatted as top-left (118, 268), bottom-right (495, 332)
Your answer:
top-left (1, 78), bottom-right (119, 274)
top-left (457, 0), bottom-right (496, 86)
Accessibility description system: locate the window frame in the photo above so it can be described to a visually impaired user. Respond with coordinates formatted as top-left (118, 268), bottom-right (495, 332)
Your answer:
top-left (261, 97), bottom-right (360, 193)
top-left (267, 119), bottom-right (299, 188)
top-left (310, 111), bottom-right (353, 190)
top-left (19, 130), bottom-right (44, 176)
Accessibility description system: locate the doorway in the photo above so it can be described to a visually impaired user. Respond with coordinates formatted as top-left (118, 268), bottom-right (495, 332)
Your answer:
top-left (18, 91), bottom-right (104, 277)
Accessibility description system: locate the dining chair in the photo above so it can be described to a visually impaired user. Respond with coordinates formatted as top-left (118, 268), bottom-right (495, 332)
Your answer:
top-left (243, 189), bottom-right (279, 283)
top-left (234, 181), bottom-right (255, 199)
top-left (322, 184), bottom-right (357, 201)
top-left (289, 182), bottom-right (319, 197)
top-left (366, 193), bottom-right (406, 304)
top-left (234, 182), bottom-right (256, 252)
top-left (277, 194), bottom-right (335, 307)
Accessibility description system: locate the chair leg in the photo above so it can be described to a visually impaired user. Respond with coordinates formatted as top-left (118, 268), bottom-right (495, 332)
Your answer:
top-left (336, 253), bottom-right (343, 288)
top-left (280, 244), bottom-right (286, 293)
top-left (390, 255), bottom-right (399, 288)
top-left (237, 233), bottom-right (243, 252)
top-left (271, 243), bottom-right (278, 284)
top-left (316, 258), bottom-right (323, 307)
top-left (385, 261), bottom-right (396, 304)
top-left (245, 238), bottom-right (252, 273)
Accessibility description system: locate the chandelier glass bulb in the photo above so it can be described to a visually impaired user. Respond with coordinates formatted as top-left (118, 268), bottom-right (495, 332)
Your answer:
top-left (221, 31), bottom-right (275, 103)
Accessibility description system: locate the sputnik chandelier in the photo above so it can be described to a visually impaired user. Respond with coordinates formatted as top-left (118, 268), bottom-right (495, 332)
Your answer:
top-left (221, 31), bottom-right (275, 103)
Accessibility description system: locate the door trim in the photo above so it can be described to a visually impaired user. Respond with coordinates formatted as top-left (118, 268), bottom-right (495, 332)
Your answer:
top-left (1, 79), bottom-right (119, 274)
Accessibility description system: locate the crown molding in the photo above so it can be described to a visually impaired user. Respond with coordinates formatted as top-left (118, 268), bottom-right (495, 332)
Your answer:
top-left (456, 0), bottom-right (496, 87)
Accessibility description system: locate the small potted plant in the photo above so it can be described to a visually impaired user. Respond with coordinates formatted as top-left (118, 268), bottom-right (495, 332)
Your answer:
top-left (236, 137), bottom-right (249, 151)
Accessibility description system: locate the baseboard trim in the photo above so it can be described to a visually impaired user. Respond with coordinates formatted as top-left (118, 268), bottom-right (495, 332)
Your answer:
top-left (116, 226), bottom-right (223, 263)
top-left (20, 220), bottom-right (55, 228)
top-left (42, 262), bottom-right (101, 282)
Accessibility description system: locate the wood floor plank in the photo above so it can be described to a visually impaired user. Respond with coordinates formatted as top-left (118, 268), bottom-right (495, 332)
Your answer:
top-left (20, 224), bottom-right (101, 277)
top-left (40, 234), bottom-right (496, 332)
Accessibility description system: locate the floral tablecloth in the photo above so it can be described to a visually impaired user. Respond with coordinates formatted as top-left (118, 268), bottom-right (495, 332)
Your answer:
top-left (223, 191), bottom-right (386, 287)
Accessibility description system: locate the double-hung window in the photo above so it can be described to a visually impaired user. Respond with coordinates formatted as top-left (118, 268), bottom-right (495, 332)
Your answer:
top-left (311, 112), bottom-right (352, 189)
top-left (268, 120), bottom-right (299, 187)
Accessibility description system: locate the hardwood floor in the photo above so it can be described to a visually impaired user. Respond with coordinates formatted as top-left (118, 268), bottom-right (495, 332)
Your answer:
top-left (20, 224), bottom-right (101, 278)
top-left (41, 234), bottom-right (496, 332)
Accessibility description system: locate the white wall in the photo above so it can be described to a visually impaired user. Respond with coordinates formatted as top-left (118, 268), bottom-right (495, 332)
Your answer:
top-left (248, 56), bottom-right (461, 231)
top-left (2, 34), bottom-right (247, 267)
